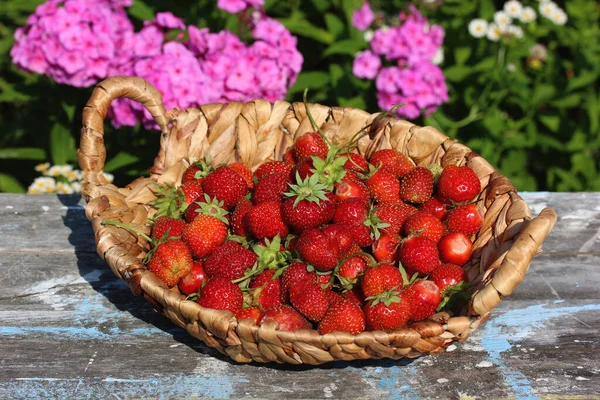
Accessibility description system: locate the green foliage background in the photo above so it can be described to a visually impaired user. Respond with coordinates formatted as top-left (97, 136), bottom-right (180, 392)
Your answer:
top-left (0, 0), bottom-right (598, 192)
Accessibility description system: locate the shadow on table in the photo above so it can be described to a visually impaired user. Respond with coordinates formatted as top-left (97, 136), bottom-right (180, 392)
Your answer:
top-left (58, 194), bottom-right (416, 371)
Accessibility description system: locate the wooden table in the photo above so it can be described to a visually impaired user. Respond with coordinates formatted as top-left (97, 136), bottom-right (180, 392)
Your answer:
top-left (0, 193), bottom-right (598, 399)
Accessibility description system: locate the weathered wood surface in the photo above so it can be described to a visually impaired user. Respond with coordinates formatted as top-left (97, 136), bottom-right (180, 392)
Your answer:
top-left (0, 193), bottom-right (599, 399)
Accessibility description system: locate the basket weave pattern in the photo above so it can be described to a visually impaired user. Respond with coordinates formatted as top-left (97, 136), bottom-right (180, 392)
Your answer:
top-left (78, 76), bottom-right (557, 364)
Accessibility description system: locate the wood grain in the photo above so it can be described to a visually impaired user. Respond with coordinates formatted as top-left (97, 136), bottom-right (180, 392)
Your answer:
top-left (0, 193), bottom-right (599, 399)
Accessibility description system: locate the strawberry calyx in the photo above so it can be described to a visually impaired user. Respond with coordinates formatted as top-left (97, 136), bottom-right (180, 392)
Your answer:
top-left (191, 157), bottom-right (216, 180)
top-left (398, 264), bottom-right (420, 287)
top-left (253, 235), bottom-right (291, 271)
top-left (149, 182), bottom-right (188, 219)
top-left (285, 172), bottom-right (330, 207)
top-left (364, 206), bottom-right (391, 241)
top-left (437, 281), bottom-right (472, 312)
top-left (192, 194), bottom-right (229, 224)
top-left (330, 251), bottom-right (375, 290)
top-left (365, 287), bottom-right (403, 308)
top-left (310, 145), bottom-right (348, 190)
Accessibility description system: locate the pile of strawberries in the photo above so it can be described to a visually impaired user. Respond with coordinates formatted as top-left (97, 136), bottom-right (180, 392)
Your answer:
top-left (133, 130), bottom-right (483, 335)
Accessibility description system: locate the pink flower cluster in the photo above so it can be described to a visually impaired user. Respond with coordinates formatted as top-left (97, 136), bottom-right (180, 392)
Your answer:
top-left (351, 4), bottom-right (448, 119)
top-left (10, 0), bottom-right (133, 87)
top-left (109, 14), bottom-right (302, 128)
top-left (217, 0), bottom-right (263, 14)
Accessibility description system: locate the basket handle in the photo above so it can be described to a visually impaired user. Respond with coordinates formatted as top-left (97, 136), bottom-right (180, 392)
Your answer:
top-left (471, 207), bottom-right (558, 316)
top-left (78, 76), bottom-right (168, 200)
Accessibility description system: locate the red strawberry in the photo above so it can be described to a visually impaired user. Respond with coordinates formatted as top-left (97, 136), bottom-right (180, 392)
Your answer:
top-left (246, 201), bottom-right (289, 239)
top-left (254, 161), bottom-right (294, 181)
top-left (403, 211), bottom-right (445, 243)
top-left (334, 199), bottom-right (384, 247)
top-left (178, 260), bottom-right (207, 295)
top-left (374, 202), bottom-right (418, 236)
top-left (430, 263), bottom-right (466, 292)
top-left (283, 148), bottom-right (296, 165)
top-left (235, 307), bottom-right (262, 325)
top-left (400, 167), bottom-right (434, 204)
top-left (184, 195), bottom-right (229, 224)
top-left (341, 288), bottom-right (365, 308)
top-left (151, 216), bottom-right (185, 240)
top-left (318, 300), bottom-right (365, 335)
top-left (398, 236), bottom-right (440, 275)
top-left (180, 180), bottom-right (204, 204)
top-left (282, 175), bottom-right (336, 232)
top-left (281, 262), bottom-right (315, 299)
top-left (361, 263), bottom-right (404, 298)
top-left (259, 304), bottom-right (311, 331)
top-left (197, 276), bottom-right (244, 313)
top-left (253, 172), bottom-right (292, 204)
top-left (182, 158), bottom-right (213, 184)
top-left (335, 180), bottom-right (370, 204)
top-left (229, 162), bottom-right (254, 189)
top-left (367, 170), bottom-right (401, 204)
top-left (294, 132), bottom-right (328, 160)
top-left (372, 234), bottom-right (400, 263)
top-left (438, 165), bottom-right (480, 203)
top-left (369, 149), bottom-right (415, 178)
top-left (204, 241), bottom-right (257, 280)
top-left (202, 166), bottom-right (250, 209)
top-left (325, 289), bottom-right (343, 306)
top-left (289, 281), bottom-right (329, 322)
top-left (404, 280), bottom-right (441, 322)
top-left (147, 240), bottom-right (193, 288)
top-left (321, 224), bottom-right (354, 256)
top-left (231, 197), bottom-right (253, 236)
top-left (421, 197), bottom-right (447, 220)
top-left (295, 155), bottom-right (319, 180)
top-left (445, 203), bottom-right (483, 236)
top-left (342, 152), bottom-right (368, 173)
top-left (337, 255), bottom-right (367, 290)
top-left (250, 269), bottom-right (283, 310)
top-left (364, 289), bottom-right (411, 331)
top-left (296, 228), bottom-right (338, 271)
top-left (438, 232), bottom-right (473, 266)
top-left (182, 215), bottom-right (228, 258)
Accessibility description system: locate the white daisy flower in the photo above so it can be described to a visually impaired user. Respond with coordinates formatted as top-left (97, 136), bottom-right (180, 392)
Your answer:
top-left (508, 25), bottom-right (524, 39)
top-left (45, 165), bottom-right (63, 177)
top-left (486, 23), bottom-right (502, 42)
top-left (504, 1), bottom-right (523, 19)
top-left (550, 8), bottom-right (568, 25)
top-left (494, 11), bottom-right (512, 27)
top-left (520, 7), bottom-right (537, 23)
top-left (34, 162), bottom-right (50, 173)
top-left (432, 47), bottom-right (444, 65)
top-left (468, 19), bottom-right (489, 38)
top-left (539, 1), bottom-right (558, 19)
top-left (29, 177), bottom-right (56, 194)
top-left (56, 182), bottom-right (75, 195)
top-left (529, 43), bottom-right (548, 60)
top-left (103, 172), bottom-right (114, 183)
top-left (71, 182), bottom-right (82, 193)
top-left (58, 164), bottom-right (73, 176)
top-left (66, 170), bottom-right (80, 182)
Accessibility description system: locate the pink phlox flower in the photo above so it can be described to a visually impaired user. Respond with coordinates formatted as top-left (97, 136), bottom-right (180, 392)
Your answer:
top-left (376, 67), bottom-right (401, 94)
top-left (217, 0), bottom-right (246, 14)
top-left (352, 2), bottom-right (375, 31)
top-left (252, 17), bottom-right (287, 43)
top-left (155, 12), bottom-right (186, 29)
top-left (353, 50), bottom-right (381, 79)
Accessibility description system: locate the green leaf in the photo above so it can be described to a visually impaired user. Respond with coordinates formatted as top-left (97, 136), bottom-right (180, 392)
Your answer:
top-left (49, 123), bottom-right (77, 165)
top-left (0, 147), bottom-right (46, 160)
top-left (566, 70), bottom-right (598, 92)
top-left (0, 173), bottom-right (25, 193)
top-left (454, 47), bottom-right (472, 65)
top-left (551, 94), bottom-right (581, 108)
top-left (538, 115), bottom-right (561, 133)
top-left (279, 18), bottom-right (334, 44)
top-left (62, 103), bottom-right (76, 122)
top-left (337, 95), bottom-right (367, 109)
top-left (288, 71), bottom-right (330, 94)
top-left (531, 84), bottom-right (556, 106)
top-left (472, 56), bottom-right (496, 72)
top-left (127, 1), bottom-right (155, 21)
top-left (329, 64), bottom-right (344, 87)
top-left (324, 13), bottom-right (345, 39)
top-left (323, 39), bottom-right (366, 57)
top-left (443, 66), bottom-right (472, 82)
top-left (104, 152), bottom-right (140, 173)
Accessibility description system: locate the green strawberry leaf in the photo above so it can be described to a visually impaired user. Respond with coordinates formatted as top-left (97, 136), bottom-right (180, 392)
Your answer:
top-left (437, 281), bottom-right (472, 312)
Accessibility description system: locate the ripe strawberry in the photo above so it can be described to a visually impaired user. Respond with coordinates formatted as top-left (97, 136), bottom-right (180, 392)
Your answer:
top-left (197, 276), bottom-right (244, 313)
top-left (178, 260), bottom-right (207, 295)
top-left (151, 216), bottom-right (185, 240)
top-left (404, 280), bottom-right (441, 322)
top-left (335, 180), bottom-right (370, 204)
top-left (295, 155), bottom-right (319, 180)
top-left (182, 158), bottom-right (213, 184)
top-left (182, 214), bottom-right (228, 258)
top-left (254, 161), bottom-right (294, 181)
top-left (282, 174), bottom-right (336, 232)
top-left (231, 197), bottom-right (253, 236)
top-left (321, 224), bottom-right (354, 257)
top-left (229, 162), bottom-right (254, 189)
top-left (289, 281), bottom-right (329, 322)
top-left (259, 304), bottom-right (312, 331)
top-left (281, 262), bottom-right (315, 299)
top-left (398, 236), bottom-right (440, 275)
top-left (202, 166), bottom-right (250, 209)
top-left (325, 289), bottom-right (343, 306)
top-left (361, 263), bottom-right (404, 298)
top-left (294, 132), bottom-right (328, 160)
top-left (283, 148), bottom-right (296, 165)
top-left (342, 152), bottom-right (368, 173)
top-left (250, 269), bottom-right (283, 310)
top-left (180, 180), bottom-right (204, 204)
top-left (437, 165), bottom-right (480, 203)
top-left (318, 300), bottom-right (365, 335)
top-left (400, 167), bottom-right (434, 204)
top-left (364, 289), bottom-right (411, 331)
top-left (421, 197), bottom-right (447, 220)
top-left (367, 170), bottom-right (401, 204)
top-left (445, 203), bottom-right (483, 236)
top-left (438, 232), bottom-right (473, 266)
top-left (246, 201), bottom-right (289, 239)
top-left (296, 228), bottom-right (339, 271)
top-left (369, 149), bottom-right (415, 178)
top-left (374, 202), bottom-right (418, 236)
top-left (204, 241), bottom-right (257, 280)
top-left (253, 172), bottom-right (292, 204)
top-left (235, 306), bottom-right (262, 325)
top-left (430, 263), bottom-right (466, 292)
top-left (334, 199), bottom-right (387, 247)
top-left (147, 240), bottom-right (193, 287)
top-left (184, 195), bottom-right (229, 224)
top-left (341, 288), bottom-right (365, 308)
top-left (403, 211), bottom-right (445, 243)
top-left (337, 255), bottom-right (367, 290)
top-left (372, 234), bottom-right (400, 263)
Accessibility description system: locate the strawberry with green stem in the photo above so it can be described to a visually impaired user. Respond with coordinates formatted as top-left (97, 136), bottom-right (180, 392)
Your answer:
top-left (182, 157), bottom-right (214, 184)
top-left (364, 288), bottom-right (411, 331)
top-left (282, 173), bottom-right (336, 232)
top-left (184, 194), bottom-right (229, 224)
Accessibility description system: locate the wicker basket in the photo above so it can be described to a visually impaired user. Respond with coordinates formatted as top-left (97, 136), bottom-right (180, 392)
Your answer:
top-left (78, 76), bottom-right (557, 365)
